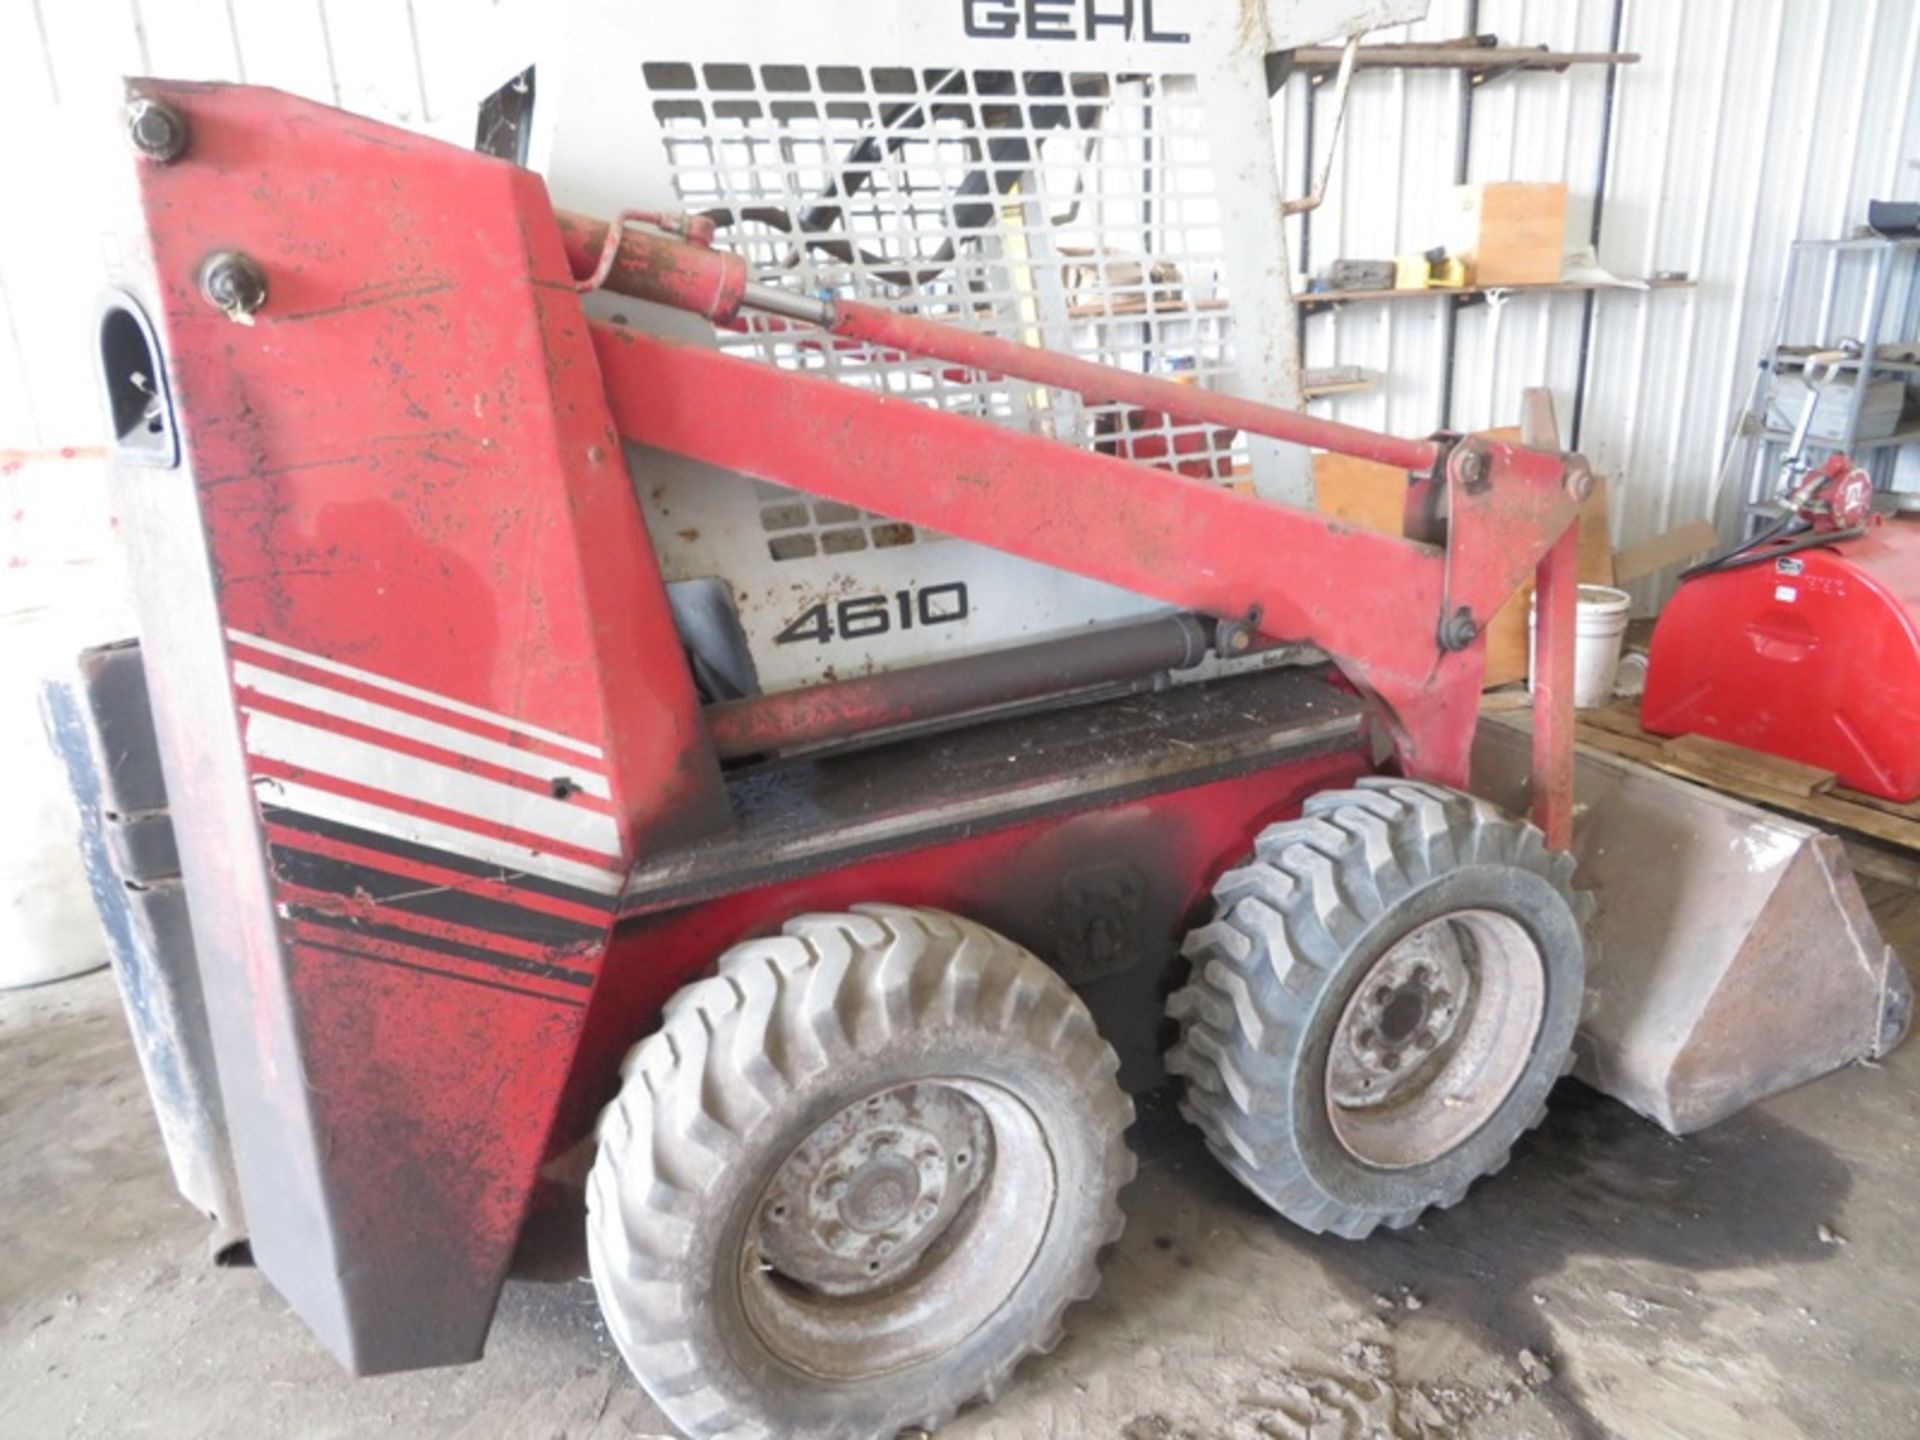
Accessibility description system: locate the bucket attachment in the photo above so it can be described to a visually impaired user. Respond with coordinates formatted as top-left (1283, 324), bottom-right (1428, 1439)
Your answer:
top-left (1472, 716), bottom-right (1911, 1135)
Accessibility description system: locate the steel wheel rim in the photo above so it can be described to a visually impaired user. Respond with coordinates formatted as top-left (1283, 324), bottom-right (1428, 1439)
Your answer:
top-left (1324, 908), bottom-right (1547, 1170)
top-left (740, 1077), bottom-right (1056, 1380)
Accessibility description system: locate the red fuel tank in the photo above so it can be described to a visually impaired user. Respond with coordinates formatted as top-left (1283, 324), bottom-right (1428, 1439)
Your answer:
top-left (1642, 519), bottom-right (1920, 802)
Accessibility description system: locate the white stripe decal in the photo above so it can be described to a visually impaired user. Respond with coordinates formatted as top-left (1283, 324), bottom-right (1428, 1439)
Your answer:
top-left (235, 662), bottom-right (611, 801)
top-left (226, 628), bottom-right (606, 761)
top-left (256, 778), bottom-right (624, 897)
top-left (244, 711), bottom-right (622, 858)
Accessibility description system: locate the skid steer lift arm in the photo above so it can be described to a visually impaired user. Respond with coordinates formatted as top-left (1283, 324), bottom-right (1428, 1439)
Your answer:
top-left (551, 213), bottom-right (1590, 847)
top-left (99, 81), bottom-right (1585, 1375)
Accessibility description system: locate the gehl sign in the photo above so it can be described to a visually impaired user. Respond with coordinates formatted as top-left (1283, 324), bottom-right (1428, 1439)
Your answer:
top-left (962, 0), bottom-right (1192, 44)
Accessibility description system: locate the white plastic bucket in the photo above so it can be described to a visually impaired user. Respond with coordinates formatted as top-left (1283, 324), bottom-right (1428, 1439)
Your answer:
top-left (1529, 584), bottom-right (1633, 709)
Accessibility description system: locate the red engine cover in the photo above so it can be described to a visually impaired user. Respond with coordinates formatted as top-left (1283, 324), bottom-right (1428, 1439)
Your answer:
top-left (1643, 520), bottom-right (1920, 802)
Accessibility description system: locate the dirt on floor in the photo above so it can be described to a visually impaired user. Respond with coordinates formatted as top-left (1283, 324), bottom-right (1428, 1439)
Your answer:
top-left (3, 883), bottom-right (1918, 1440)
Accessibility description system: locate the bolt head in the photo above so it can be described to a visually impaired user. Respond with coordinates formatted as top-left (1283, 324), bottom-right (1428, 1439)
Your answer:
top-left (1439, 608), bottom-right (1479, 652)
top-left (199, 251), bottom-right (268, 320)
top-left (127, 97), bottom-right (187, 162)
top-left (1564, 465), bottom-right (1596, 503)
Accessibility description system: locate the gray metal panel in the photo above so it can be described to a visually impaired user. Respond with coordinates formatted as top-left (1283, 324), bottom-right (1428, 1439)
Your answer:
top-left (38, 645), bottom-right (243, 1246)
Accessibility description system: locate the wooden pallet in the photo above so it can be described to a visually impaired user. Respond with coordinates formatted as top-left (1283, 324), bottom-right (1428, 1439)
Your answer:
top-left (1485, 692), bottom-right (1920, 855)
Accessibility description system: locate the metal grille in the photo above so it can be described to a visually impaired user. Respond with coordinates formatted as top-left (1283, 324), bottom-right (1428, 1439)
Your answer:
top-left (642, 61), bottom-right (1246, 560)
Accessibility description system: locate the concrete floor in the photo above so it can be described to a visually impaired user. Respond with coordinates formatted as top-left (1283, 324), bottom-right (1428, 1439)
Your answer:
top-left (4, 883), bottom-right (1918, 1440)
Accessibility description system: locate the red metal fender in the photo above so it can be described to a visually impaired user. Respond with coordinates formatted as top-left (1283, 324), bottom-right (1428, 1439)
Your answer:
top-left (104, 80), bottom-right (727, 1372)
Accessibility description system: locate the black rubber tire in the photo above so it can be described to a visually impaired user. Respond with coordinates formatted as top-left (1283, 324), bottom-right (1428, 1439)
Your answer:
top-left (1167, 777), bottom-right (1585, 1239)
top-left (586, 904), bottom-right (1135, 1440)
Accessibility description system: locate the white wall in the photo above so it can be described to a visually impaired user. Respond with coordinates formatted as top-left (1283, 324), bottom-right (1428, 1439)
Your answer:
top-left (1288, 0), bottom-right (1920, 606)
top-left (1, 0), bottom-right (1917, 606)
top-left (0, 0), bottom-right (483, 452)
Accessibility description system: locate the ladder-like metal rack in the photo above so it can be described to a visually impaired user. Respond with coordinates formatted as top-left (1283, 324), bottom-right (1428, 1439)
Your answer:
top-left (1720, 234), bottom-right (1920, 536)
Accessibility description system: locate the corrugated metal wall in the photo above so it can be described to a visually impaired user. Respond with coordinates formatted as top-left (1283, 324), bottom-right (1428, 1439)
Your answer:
top-left (0, 0), bottom-right (481, 451)
top-left (2, 0), bottom-right (1918, 611)
top-left (1288, 0), bottom-right (1920, 606)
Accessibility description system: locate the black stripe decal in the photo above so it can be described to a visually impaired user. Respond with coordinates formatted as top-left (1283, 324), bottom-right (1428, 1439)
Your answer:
top-left (286, 905), bottom-right (597, 989)
top-left (297, 937), bottom-right (586, 1009)
top-left (260, 804), bottom-right (620, 911)
top-left (269, 843), bottom-right (604, 949)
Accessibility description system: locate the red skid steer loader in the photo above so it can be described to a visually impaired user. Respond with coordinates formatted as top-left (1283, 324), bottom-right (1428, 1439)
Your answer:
top-left (63, 55), bottom-right (1905, 1440)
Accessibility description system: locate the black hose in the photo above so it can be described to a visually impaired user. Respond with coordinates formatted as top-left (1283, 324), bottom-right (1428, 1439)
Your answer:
top-left (1678, 522), bottom-right (1866, 581)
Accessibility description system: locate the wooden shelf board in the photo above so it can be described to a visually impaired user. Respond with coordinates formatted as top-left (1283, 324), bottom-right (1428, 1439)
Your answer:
top-left (1300, 277), bottom-right (1692, 308)
top-left (1291, 43), bottom-right (1640, 73)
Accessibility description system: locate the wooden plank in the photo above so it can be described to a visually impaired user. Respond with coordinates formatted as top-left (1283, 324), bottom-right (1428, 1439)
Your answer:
top-left (1576, 704), bottom-right (1652, 739)
top-left (1749, 787), bottom-right (1920, 853)
top-left (1613, 520), bottom-right (1719, 585)
top-left (1579, 699), bottom-right (1841, 798)
top-left (1297, 278), bottom-right (1692, 308)
top-left (1512, 703), bottom-right (1920, 854)
top-left (1311, 452), bottom-right (1405, 538)
top-left (1572, 723), bottom-right (1666, 766)
top-left (1660, 733), bottom-right (1837, 798)
top-left (1291, 44), bottom-right (1641, 72)
top-left (1446, 183), bottom-right (1567, 287)
top-left (1831, 786), bottom-right (1920, 823)
top-left (1569, 720), bottom-right (1920, 853)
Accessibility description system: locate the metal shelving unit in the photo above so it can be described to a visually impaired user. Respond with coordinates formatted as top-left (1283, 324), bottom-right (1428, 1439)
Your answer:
top-left (1724, 236), bottom-right (1920, 533)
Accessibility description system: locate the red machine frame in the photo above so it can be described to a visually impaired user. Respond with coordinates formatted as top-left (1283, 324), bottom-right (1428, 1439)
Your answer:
top-left (102, 82), bottom-right (1586, 1373)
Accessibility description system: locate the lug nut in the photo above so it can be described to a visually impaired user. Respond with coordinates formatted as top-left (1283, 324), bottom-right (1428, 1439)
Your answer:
top-left (199, 251), bottom-right (268, 323)
top-left (1439, 608), bottom-right (1479, 652)
top-left (127, 97), bottom-right (188, 162)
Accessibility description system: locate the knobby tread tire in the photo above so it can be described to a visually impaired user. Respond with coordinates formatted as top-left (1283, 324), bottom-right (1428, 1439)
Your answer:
top-left (587, 904), bottom-right (1135, 1440)
top-left (1166, 777), bottom-right (1587, 1240)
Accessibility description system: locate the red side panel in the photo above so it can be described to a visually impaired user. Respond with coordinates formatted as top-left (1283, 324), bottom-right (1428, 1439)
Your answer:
top-left (551, 746), bottom-right (1371, 1151)
top-left (1643, 524), bottom-right (1920, 802)
top-left (114, 82), bottom-right (725, 1371)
